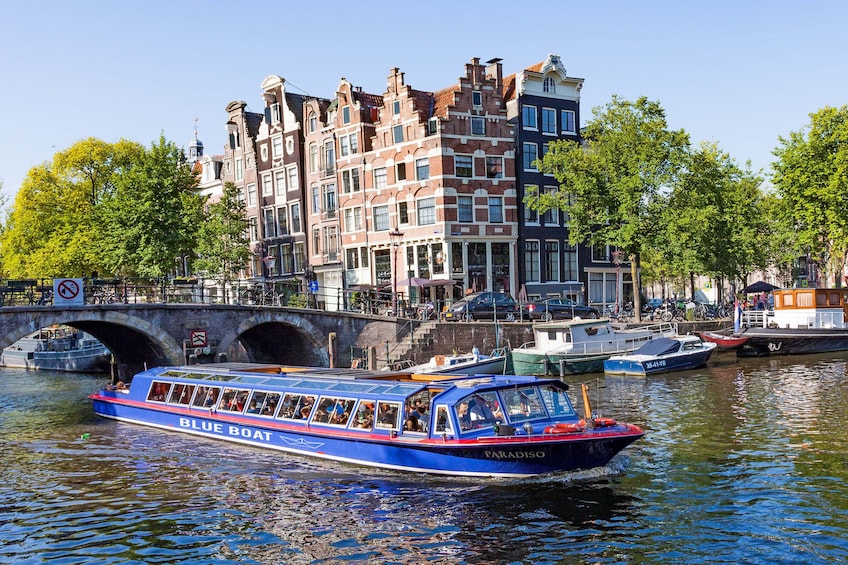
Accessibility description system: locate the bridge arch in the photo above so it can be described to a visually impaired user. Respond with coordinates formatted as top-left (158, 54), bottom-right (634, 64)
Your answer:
top-left (220, 311), bottom-right (329, 367)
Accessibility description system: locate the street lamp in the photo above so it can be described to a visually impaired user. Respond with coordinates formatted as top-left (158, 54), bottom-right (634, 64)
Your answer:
top-left (611, 249), bottom-right (624, 315)
top-left (389, 227), bottom-right (404, 316)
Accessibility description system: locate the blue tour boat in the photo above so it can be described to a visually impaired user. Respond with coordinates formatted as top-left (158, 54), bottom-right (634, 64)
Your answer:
top-left (603, 335), bottom-right (717, 376)
top-left (89, 363), bottom-right (644, 478)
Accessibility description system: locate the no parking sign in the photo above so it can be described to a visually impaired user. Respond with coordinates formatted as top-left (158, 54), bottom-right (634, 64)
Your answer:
top-left (54, 278), bottom-right (85, 306)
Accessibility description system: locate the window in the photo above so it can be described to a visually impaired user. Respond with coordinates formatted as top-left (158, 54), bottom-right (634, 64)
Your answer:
top-left (272, 136), bottom-right (283, 158)
top-left (374, 167), bottom-right (387, 190)
top-left (281, 243), bottom-right (293, 273)
top-left (339, 135), bottom-right (349, 157)
top-left (324, 225), bottom-right (339, 257)
top-left (309, 143), bottom-right (318, 172)
top-left (277, 206), bottom-right (288, 235)
top-left (398, 201), bottom-right (409, 224)
top-left (417, 197), bottom-right (435, 225)
top-left (592, 244), bottom-right (609, 262)
top-left (458, 195), bottom-right (473, 223)
top-left (543, 77), bottom-right (556, 93)
top-left (541, 108), bottom-right (556, 134)
top-left (291, 203), bottom-right (301, 233)
top-left (262, 174), bottom-right (272, 196)
top-left (542, 186), bottom-right (559, 225)
top-left (264, 208), bottom-right (276, 238)
top-left (275, 170), bottom-right (286, 197)
top-left (360, 247), bottom-right (369, 267)
top-left (524, 185), bottom-right (539, 223)
top-left (344, 207), bottom-right (362, 232)
top-left (523, 143), bottom-right (538, 170)
top-left (415, 158), bottom-right (429, 180)
top-left (323, 183), bottom-right (337, 215)
top-left (428, 117), bottom-right (439, 135)
top-left (455, 155), bottom-right (473, 178)
top-left (248, 217), bottom-right (259, 241)
top-left (564, 243), bottom-right (578, 281)
top-left (488, 197), bottom-right (503, 223)
top-left (342, 105), bottom-right (351, 124)
top-left (522, 105), bottom-right (537, 129)
top-left (311, 184), bottom-right (320, 214)
top-left (392, 124), bottom-right (404, 143)
top-left (308, 112), bottom-right (317, 133)
top-left (485, 156), bottom-right (503, 179)
top-left (472, 90), bottom-right (482, 107)
top-left (346, 248), bottom-right (359, 269)
top-left (396, 162), bottom-right (406, 181)
top-left (525, 240), bottom-right (540, 282)
top-left (322, 140), bottom-right (335, 174)
top-left (294, 242), bottom-right (305, 272)
top-left (373, 205), bottom-right (389, 231)
top-left (349, 133), bottom-right (359, 154)
top-left (561, 110), bottom-right (576, 133)
top-left (471, 117), bottom-right (485, 136)
top-left (235, 158), bottom-right (243, 181)
top-left (247, 183), bottom-right (257, 206)
top-left (342, 168), bottom-right (360, 193)
top-left (393, 100), bottom-right (401, 115)
top-left (312, 227), bottom-right (321, 255)
top-left (545, 240), bottom-right (560, 282)
top-left (287, 166), bottom-right (299, 192)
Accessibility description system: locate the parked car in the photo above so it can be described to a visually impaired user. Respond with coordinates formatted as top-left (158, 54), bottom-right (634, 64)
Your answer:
top-left (444, 292), bottom-right (517, 321)
top-left (524, 298), bottom-right (600, 321)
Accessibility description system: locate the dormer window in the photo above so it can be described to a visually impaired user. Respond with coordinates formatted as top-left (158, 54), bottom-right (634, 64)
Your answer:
top-left (543, 77), bottom-right (556, 93)
top-left (342, 105), bottom-right (351, 125)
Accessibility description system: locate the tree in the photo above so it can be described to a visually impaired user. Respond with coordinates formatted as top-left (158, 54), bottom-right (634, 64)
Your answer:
top-left (772, 105), bottom-right (848, 287)
top-left (530, 95), bottom-right (690, 320)
top-left (0, 139), bottom-right (143, 278)
top-left (194, 182), bottom-right (250, 301)
top-left (99, 135), bottom-right (204, 278)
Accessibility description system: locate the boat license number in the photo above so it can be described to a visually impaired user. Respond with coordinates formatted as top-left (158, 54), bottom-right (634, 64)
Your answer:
top-left (645, 360), bottom-right (667, 370)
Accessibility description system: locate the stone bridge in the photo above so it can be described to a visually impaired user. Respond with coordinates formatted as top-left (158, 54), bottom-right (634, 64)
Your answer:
top-left (0, 304), bottom-right (405, 381)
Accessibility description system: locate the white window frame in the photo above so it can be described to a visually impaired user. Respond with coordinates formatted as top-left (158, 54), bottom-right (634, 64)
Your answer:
top-left (471, 116), bottom-right (485, 136)
top-left (541, 107), bottom-right (557, 135)
top-left (522, 105), bottom-right (538, 130)
top-left (561, 110), bottom-right (576, 134)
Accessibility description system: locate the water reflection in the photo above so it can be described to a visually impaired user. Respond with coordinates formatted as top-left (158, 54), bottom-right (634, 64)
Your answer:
top-left (2, 356), bottom-right (848, 563)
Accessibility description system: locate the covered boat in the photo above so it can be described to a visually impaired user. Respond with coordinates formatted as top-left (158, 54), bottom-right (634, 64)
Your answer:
top-left (511, 319), bottom-right (679, 376)
top-left (1, 327), bottom-right (111, 373)
top-left (89, 364), bottom-right (644, 478)
top-left (603, 335), bottom-right (717, 376)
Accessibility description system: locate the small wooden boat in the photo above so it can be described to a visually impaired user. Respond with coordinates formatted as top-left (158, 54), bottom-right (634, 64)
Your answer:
top-left (698, 330), bottom-right (749, 350)
top-left (89, 363), bottom-right (643, 477)
top-left (604, 335), bottom-right (717, 376)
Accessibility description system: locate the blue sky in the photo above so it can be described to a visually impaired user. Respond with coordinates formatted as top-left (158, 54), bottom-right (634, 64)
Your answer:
top-left (1, 1), bottom-right (846, 202)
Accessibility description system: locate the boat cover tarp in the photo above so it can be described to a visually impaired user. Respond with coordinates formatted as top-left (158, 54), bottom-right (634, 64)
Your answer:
top-left (632, 337), bottom-right (680, 356)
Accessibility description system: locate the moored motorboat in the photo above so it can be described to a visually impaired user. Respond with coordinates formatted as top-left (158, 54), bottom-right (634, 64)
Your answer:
top-left (603, 335), bottom-right (717, 376)
top-left (89, 363), bottom-right (644, 478)
top-left (511, 319), bottom-right (678, 376)
top-left (393, 347), bottom-right (509, 375)
top-left (1, 327), bottom-right (112, 373)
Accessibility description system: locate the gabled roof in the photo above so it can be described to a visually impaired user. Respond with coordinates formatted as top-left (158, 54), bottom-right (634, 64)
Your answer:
top-left (433, 85), bottom-right (461, 118)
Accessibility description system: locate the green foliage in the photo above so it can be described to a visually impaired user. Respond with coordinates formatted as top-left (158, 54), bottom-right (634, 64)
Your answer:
top-left (98, 135), bottom-right (203, 278)
top-left (772, 105), bottom-right (848, 285)
top-left (194, 182), bottom-right (251, 287)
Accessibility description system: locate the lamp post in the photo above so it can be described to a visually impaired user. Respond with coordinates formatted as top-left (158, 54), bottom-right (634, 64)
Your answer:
top-left (611, 249), bottom-right (624, 315)
top-left (389, 227), bottom-right (404, 316)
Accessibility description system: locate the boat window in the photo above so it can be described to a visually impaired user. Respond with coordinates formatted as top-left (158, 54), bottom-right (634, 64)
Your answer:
top-left (245, 391), bottom-right (280, 416)
top-left (499, 386), bottom-right (547, 422)
top-left (455, 391), bottom-right (500, 431)
top-left (375, 401), bottom-right (400, 430)
top-left (403, 391), bottom-right (430, 433)
top-left (146, 381), bottom-right (171, 403)
top-left (218, 387), bottom-right (251, 413)
top-left (167, 384), bottom-right (196, 406)
top-left (434, 405), bottom-right (453, 435)
top-left (277, 393), bottom-right (315, 420)
top-left (539, 384), bottom-right (576, 417)
top-left (350, 400), bottom-right (375, 431)
top-left (192, 386), bottom-right (221, 408)
top-left (230, 375), bottom-right (273, 385)
top-left (797, 292), bottom-right (814, 307)
top-left (311, 397), bottom-right (356, 426)
top-left (294, 379), bottom-right (336, 390)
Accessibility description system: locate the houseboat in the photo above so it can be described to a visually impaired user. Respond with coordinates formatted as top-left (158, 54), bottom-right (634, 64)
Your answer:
top-left (2, 327), bottom-right (112, 373)
top-left (511, 319), bottom-right (679, 376)
top-left (603, 335), bottom-right (717, 376)
top-left (734, 287), bottom-right (848, 357)
top-left (89, 364), bottom-right (644, 478)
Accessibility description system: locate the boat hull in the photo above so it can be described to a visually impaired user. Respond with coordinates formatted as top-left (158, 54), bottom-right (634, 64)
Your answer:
top-left (511, 350), bottom-right (608, 376)
top-left (90, 394), bottom-right (642, 477)
top-left (1, 347), bottom-right (112, 373)
top-left (604, 349), bottom-right (714, 376)
top-left (736, 327), bottom-right (848, 357)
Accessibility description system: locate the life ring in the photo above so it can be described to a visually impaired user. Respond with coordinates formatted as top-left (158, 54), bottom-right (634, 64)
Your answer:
top-left (544, 423), bottom-right (584, 434)
top-left (593, 417), bottom-right (618, 428)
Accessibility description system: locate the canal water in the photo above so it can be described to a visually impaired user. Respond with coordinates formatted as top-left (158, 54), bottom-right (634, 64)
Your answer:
top-left (2, 352), bottom-right (848, 564)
